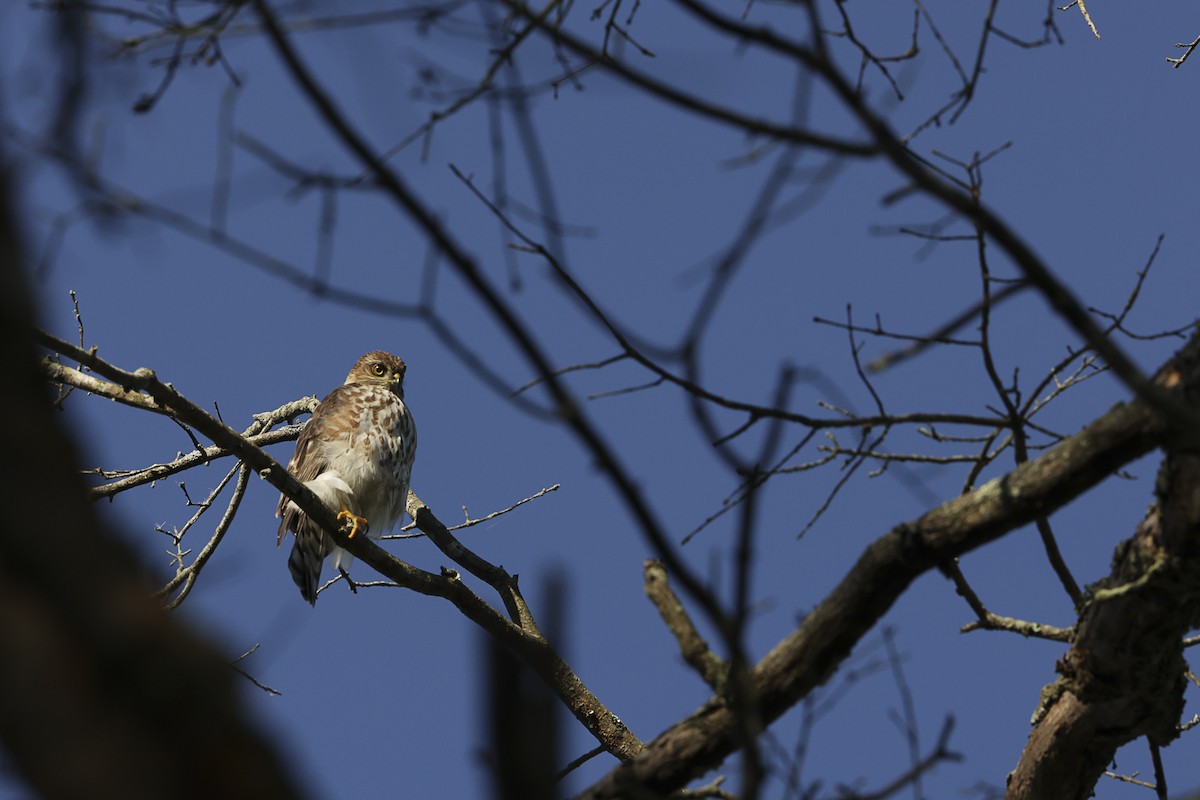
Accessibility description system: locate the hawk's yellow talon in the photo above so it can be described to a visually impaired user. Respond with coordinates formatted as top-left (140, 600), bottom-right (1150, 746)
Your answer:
top-left (336, 509), bottom-right (369, 539)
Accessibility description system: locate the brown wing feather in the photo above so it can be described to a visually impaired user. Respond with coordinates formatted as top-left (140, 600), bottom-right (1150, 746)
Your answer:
top-left (275, 385), bottom-right (357, 542)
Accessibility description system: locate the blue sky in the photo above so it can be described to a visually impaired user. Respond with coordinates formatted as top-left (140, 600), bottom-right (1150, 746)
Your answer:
top-left (3, 2), bottom-right (1199, 798)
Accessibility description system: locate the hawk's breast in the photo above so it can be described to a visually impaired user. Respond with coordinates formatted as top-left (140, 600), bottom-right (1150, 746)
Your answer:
top-left (323, 385), bottom-right (415, 536)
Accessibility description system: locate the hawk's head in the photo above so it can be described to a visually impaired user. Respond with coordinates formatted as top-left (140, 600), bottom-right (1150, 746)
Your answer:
top-left (346, 350), bottom-right (407, 397)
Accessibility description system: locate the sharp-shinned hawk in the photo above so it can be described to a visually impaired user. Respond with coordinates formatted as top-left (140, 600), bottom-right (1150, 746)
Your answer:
top-left (276, 351), bottom-right (416, 604)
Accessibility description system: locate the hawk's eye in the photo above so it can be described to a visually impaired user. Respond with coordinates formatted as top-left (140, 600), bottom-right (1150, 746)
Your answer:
top-left (371, 364), bottom-right (386, 376)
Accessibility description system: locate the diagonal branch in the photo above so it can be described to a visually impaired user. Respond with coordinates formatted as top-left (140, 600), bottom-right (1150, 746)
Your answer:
top-left (644, 560), bottom-right (728, 693)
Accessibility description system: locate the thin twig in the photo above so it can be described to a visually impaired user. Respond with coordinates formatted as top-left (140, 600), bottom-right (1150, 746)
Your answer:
top-left (1058, 0), bottom-right (1100, 40)
top-left (387, 484), bottom-right (561, 540)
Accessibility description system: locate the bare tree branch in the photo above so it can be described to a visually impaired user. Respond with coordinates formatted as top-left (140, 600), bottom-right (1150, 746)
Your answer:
top-left (644, 560), bottom-right (728, 693)
top-left (578, 329), bottom-right (1200, 797)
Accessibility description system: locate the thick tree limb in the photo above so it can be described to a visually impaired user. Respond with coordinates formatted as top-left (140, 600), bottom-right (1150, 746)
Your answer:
top-left (578, 329), bottom-right (1199, 798)
top-left (1006, 346), bottom-right (1200, 799)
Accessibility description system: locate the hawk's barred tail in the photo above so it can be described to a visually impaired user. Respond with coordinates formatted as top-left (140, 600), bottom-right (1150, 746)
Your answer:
top-left (288, 535), bottom-right (324, 605)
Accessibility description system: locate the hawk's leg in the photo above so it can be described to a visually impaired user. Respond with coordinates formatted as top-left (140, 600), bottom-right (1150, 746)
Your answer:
top-left (336, 509), bottom-right (369, 539)
top-left (338, 566), bottom-right (359, 595)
